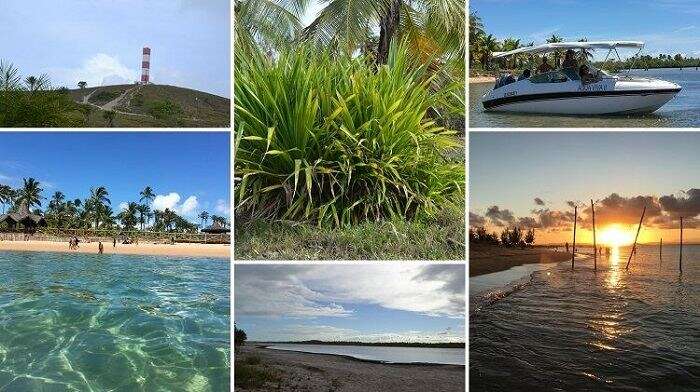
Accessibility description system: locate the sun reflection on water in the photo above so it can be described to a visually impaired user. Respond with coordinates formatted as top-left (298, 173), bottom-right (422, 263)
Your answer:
top-left (606, 246), bottom-right (621, 288)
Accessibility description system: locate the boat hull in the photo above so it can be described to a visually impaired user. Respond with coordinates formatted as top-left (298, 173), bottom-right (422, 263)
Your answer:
top-left (483, 89), bottom-right (680, 115)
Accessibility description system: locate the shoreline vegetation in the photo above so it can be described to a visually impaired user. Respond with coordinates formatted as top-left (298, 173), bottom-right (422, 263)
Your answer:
top-left (254, 341), bottom-right (464, 349)
top-left (234, 345), bottom-right (465, 392)
top-left (469, 242), bottom-right (570, 277)
top-left (1, 178), bottom-right (230, 258)
top-left (469, 11), bottom-right (700, 80)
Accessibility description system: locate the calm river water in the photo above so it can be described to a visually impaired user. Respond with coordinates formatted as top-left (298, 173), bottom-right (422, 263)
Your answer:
top-left (0, 251), bottom-right (230, 391)
top-left (268, 343), bottom-right (465, 365)
top-left (470, 68), bottom-right (700, 127)
top-left (470, 244), bottom-right (700, 390)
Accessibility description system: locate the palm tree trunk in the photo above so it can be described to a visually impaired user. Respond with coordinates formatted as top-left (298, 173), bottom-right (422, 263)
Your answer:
top-left (376, 0), bottom-right (401, 65)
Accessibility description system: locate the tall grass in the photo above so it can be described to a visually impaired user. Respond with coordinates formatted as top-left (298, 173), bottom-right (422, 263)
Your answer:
top-left (234, 43), bottom-right (464, 227)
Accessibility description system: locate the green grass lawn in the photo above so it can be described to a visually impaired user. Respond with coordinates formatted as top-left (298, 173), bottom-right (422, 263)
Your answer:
top-left (234, 206), bottom-right (464, 260)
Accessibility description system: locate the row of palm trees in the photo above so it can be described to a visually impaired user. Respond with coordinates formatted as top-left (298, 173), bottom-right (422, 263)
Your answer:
top-left (469, 12), bottom-right (592, 73)
top-left (0, 178), bottom-right (227, 233)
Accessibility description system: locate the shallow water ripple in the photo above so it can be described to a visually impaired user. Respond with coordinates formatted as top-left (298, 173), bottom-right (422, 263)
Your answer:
top-left (0, 251), bottom-right (230, 391)
top-left (470, 245), bottom-right (700, 391)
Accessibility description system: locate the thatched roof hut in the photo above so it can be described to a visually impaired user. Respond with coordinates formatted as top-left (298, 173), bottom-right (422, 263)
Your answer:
top-left (0, 202), bottom-right (47, 230)
top-left (201, 220), bottom-right (230, 234)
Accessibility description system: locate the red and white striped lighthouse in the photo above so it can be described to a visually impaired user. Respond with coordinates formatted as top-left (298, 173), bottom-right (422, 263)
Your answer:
top-left (141, 47), bottom-right (151, 84)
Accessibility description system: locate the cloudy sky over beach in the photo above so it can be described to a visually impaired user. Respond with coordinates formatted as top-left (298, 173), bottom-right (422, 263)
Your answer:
top-left (0, 132), bottom-right (229, 223)
top-left (471, 0), bottom-right (700, 58)
top-left (471, 132), bottom-right (700, 243)
top-left (0, 0), bottom-right (229, 97)
top-left (234, 265), bottom-right (465, 343)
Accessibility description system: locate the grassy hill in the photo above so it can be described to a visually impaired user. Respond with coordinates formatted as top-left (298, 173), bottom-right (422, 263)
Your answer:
top-left (66, 84), bottom-right (230, 127)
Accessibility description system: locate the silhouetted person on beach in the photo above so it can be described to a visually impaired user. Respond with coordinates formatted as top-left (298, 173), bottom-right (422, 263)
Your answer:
top-left (113, 238), bottom-right (116, 248)
top-left (98, 242), bottom-right (104, 254)
top-left (565, 242), bottom-right (569, 253)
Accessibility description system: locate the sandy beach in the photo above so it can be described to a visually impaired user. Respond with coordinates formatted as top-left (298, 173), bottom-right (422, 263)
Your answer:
top-left (469, 243), bottom-right (570, 277)
top-left (0, 239), bottom-right (229, 258)
top-left (235, 345), bottom-right (464, 392)
top-left (469, 75), bottom-right (495, 83)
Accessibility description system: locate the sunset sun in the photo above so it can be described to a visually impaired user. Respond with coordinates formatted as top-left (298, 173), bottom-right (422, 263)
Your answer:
top-left (598, 225), bottom-right (634, 247)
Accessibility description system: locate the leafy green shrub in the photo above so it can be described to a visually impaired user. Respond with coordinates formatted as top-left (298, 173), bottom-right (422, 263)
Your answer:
top-left (90, 90), bottom-right (121, 105)
top-left (234, 43), bottom-right (464, 227)
top-left (146, 99), bottom-right (183, 120)
top-left (0, 61), bottom-right (86, 127)
top-left (131, 92), bottom-right (145, 107)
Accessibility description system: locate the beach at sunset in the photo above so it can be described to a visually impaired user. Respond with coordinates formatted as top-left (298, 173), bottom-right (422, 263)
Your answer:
top-left (470, 132), bottom-right (700, 390)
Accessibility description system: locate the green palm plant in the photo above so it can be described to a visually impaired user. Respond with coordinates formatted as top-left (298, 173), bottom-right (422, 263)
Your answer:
top-left (234, 0), bottom-right (308, 55)
top-left (234, 42), bottom-right (463, 227)
top-left (546, 34), bottom-right (564, 67)
top-left (88, 186), bottom-right (110, 228)
top-left (478, 34), bottom-right (500, 68)
top-left (577, 37), bottom-right (594, 63)
top-left (136, 203), bottom-right (151, 230)
top-left (199, 210), bottom-right (210, 227)
top-left (15, 178), bottom-right (44, 209)
top-left (0, 184), bottom-right (14, 213)
top-left (118, 202), bottom-right (139, 230)
top-left (501, 38), bottom-right (521, 69)
top-left (139, 186), bottom-right (155, 203)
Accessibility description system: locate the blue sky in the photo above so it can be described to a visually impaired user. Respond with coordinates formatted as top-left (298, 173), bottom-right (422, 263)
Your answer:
top-left (234, 265), bottom-right (465, 343)
top-left (471, 0), bottom-right (700, 58)
top-left (0, 132), bottom-right (230, 223)
top-left (470, 132), bottom-right (700, 242)
top-left (0, 0), bottom-right (230, 97)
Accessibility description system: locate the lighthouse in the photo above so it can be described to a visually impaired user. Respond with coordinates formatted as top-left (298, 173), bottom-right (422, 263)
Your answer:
top-left (141, 47), bottom-right (151, 84)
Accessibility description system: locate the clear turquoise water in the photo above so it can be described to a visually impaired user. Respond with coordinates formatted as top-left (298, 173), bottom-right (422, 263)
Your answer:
top-left (0, 251), bottom-right (230, 391)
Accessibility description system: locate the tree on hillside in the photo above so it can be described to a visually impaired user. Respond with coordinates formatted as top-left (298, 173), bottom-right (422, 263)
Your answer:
top-left (103, 110), bottom-right (116, 127)
top-left (78, 81), bottom-right (87, 89)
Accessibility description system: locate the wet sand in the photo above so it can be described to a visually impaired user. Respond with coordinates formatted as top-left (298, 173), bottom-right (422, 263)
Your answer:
top-left (235, 345), bottom-right (464, 392)
top-left (469, 243), bottom-right (570, 277)
top-left (0, 239), bottom-right (229, 258)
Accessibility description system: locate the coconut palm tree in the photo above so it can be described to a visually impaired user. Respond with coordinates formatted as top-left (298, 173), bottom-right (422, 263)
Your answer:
top-left (136, 203), bottom-right (152, 231)
top-left (546, 34), bottom-right (564, 67)
top-left (479, 34), bottom-right (500, 68)
top-left (118, 202), bottom-right (139, 230)
top-left (234, 0), bottom-right (307, 55)
top-left (88, 186), bottom-right (110, 228)
top-left (577, 37), bottom-right (594, 63)
top-left (199, 211), bottom-right (210, 227)
top-left (15, 177), bottom-right (43, 209)
top-left (0, 184), bottom-right (14, 213)
top-left (139, 186), bottom-right (155, 204)
top-left (501, 38), bottom-right (521, 69)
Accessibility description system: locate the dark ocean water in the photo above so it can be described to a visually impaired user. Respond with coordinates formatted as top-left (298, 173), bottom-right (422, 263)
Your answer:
top-left (470, 244), bottom-right (700, 391)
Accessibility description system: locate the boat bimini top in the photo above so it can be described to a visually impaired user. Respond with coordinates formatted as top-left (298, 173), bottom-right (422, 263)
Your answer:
top-left (492, 41), bottom-right (644, 60)
top-left (481, 40), bottom-right (682, 115)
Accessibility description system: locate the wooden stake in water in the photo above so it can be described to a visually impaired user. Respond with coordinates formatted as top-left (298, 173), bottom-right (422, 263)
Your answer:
top-left (591, 199), bottom-right (597, 271)
top-left (659, 238), bottom-right (663, 266)
top-left (625, 205), bottom-right (646, 270)
top-left (572, 206), bottom-right (577, 270)
top-left (679, 217), bottom-right (683, 274)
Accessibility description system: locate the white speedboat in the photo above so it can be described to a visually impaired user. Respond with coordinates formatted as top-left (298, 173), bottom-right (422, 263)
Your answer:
top-left (481, 41), bottom-right (681, 115)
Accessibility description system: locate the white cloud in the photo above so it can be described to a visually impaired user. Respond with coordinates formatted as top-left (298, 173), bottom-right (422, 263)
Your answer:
top-left (119, 202), bottom-right (128, 211)
top-left (214, 199), bottom-right (230, 216)
top-left (151, 192), bottom-right (199, 218)
top-left (50, 53), bottom-right (138, 88)
top-left (235, 265), bottom-right (465, 320)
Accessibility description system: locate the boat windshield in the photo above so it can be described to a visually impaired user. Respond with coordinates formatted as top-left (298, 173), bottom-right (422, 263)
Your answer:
top-left (529, 70), bottom-right (570, 84)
